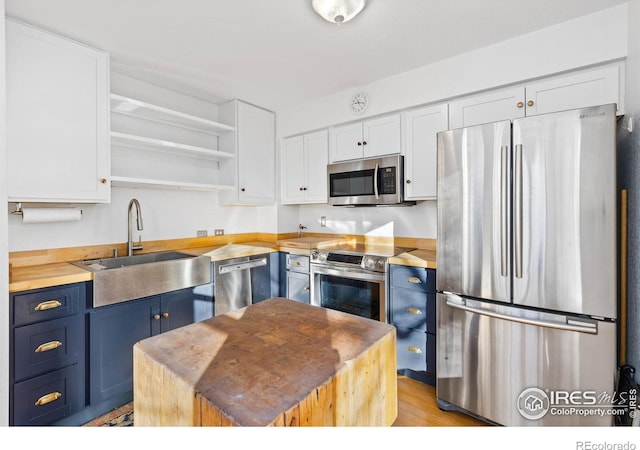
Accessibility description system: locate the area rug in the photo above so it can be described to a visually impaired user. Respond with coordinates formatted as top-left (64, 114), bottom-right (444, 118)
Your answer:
top-left (82, 402), bottom-right (134, 427)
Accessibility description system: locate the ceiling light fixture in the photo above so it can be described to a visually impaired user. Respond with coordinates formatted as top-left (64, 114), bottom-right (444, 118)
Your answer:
top-left (312, 0), bottom-right (366, 24)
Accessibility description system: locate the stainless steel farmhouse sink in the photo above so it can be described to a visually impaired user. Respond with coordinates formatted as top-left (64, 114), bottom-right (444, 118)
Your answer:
top-left (71, 251), bottom-right (211, 307)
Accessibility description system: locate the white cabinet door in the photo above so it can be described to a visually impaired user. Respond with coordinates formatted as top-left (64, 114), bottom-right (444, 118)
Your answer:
top-left (329, 114), bottom-right (401, 162)
top-left (303, 130), bottom-right (328, 203)
top-left (281, 136), bottom-right (306, 204)
top-left (6, 19), bottom-right (110, 203)
top-left (281, 130), bottom-right (328, 204)
top-left (363, 114), bottom-right (401, 158)
top-left (525, 65), bottom-right (622, 116)
top-left (330, 122), bottom-right (363, 162)
top-left (221, 100), bottom-right (275, 205)
top-left (402, 103), bottom-right (449, 200)
top-left (449, 87), bottom-right (525, 129)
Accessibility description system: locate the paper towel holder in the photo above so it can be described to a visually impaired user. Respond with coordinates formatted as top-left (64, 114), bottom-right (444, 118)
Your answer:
top-left (11, 202), bottom-right (84, 216)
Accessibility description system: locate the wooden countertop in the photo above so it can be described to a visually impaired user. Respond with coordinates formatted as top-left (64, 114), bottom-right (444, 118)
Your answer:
top-left (133, 297), bottom-right (398, 426)
top-left (9, 239), bottom-right (436, 292)
top-left (389, 248), bottom-right (437, 269)
top-left (9, 262), bottom-right (93, 293)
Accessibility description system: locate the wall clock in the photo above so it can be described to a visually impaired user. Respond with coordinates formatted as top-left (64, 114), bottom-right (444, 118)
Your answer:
top-left (350, 92), bottom-right (369, 114)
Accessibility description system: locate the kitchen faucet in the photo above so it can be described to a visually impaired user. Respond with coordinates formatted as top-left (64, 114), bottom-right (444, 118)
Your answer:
top-left (297, 224), bottom-right (307, 238)
top-left (127, 198), bottom-right (144, 256)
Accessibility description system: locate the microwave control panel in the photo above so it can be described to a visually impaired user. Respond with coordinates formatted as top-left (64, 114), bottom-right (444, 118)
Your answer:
top-left (380, 167), bottom-right (397, 194)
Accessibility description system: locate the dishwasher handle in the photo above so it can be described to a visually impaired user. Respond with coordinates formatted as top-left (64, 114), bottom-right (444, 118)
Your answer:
top-left (218, 257), bottom-right (267, 274)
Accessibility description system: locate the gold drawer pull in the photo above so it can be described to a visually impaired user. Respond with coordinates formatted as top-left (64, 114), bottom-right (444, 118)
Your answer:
top-left (293, 261), bottom-right (301, 266)
top-left (407, 277), bottom-right (422, 284)
top-left (407, 307), bottom-right (422, 315)
top-left (408, 346), bottom-right (423, 354)
top-left (35, 340), bottom-right (63, 353)
top-left (34, 300), bottom-right (62, 311)
top-left (35, 392), bottom-right (62, 407)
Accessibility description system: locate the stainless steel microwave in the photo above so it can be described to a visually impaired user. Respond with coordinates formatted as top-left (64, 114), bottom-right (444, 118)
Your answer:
top-left (327, 155), bottom-right (415, 206)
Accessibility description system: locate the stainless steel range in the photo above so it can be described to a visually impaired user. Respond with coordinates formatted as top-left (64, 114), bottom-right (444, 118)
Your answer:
top-left (309, 243), bottom-right (413, 322)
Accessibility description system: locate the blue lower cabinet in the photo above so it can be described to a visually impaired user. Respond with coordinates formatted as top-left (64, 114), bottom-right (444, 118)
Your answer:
top-left (89, 287), bottom-right (213, 407)
top-left (89, 296), bottom-right (160, 404)
top-left (13, 364), bottom-right (83, 426)
top-left (10, 282), bottom-right (86, 426)
top-left (390, 265), bottom-right (437, 386)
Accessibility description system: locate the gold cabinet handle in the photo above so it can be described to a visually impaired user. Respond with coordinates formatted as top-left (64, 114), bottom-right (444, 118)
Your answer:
top-left (35, 392), bottom-right (62, 406)
top-left (517, 101), bottom-right (524, 108)
top-left (527, 100), bottom-right (534, 107)
top-left (162, 312), bottom-right (169, 319)
top-left (408, 346), bottom-right (423, 354)
top-left (153, 314), bottom-right (161, 320)
top-left (293, 261), bottom-right (301, 266)
top-left (407, 277), bottom-right (422, 284)
top-left (407, 307), bottom-right (422, 315)
top-left (100, 178), bottom-right (108, 184)
top-left (35, 341), bottom-right (62, 353)
top-left (406, 179), bottom-right (411, 184)
top-left (34, 300), bottom-right (62, 311)
top-left (303, 286), bottom-right (310, 291)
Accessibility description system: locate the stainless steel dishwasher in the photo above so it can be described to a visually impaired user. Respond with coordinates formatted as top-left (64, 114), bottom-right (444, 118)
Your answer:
top-left (213, 254), bottom-right (269, 315)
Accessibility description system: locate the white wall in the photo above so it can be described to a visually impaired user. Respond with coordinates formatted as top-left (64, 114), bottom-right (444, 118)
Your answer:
top-left (276, 4), bottom-right (628, 238)
top-left (0, 0), bottom-right (8, 426)
top-left (8, 72), bottom-right (277, 252)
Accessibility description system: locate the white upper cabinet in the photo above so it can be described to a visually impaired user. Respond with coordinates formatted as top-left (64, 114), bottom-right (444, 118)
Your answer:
top-left (281, 130), bottom-right (328, 204)
top-left (524, 65), bottom-right (623, 116)
top-left (402, 103), bottom-right (449, 201)
top-left (329, 113), bottom-right (401, 162)
top-left (450, 64), bottom-right (623, 129)
top-left (449, 87), bottom-right (525, 129)
top-left (219, 100), bottom-right (276, 205)
top-left (6, 19), bottom-right (110, 203)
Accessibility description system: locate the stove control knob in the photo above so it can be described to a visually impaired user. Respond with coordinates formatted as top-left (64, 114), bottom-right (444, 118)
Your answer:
top-left (310, 251), bottom-right (319, 261)
top-left (376, 259), bottom-right (385, 270)
top-left (364, 258), bottom-right (376, 270)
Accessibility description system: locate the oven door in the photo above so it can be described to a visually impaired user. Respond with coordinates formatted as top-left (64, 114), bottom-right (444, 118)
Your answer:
top-left (310, 264), bottom-right (387, 322)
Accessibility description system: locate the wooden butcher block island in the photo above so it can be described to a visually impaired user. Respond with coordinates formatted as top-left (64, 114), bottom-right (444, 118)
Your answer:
top-left (133, 297), bottom-right (398, 426)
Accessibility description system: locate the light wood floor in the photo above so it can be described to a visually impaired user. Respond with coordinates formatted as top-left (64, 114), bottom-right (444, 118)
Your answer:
top-left (393, 376), bottom-right (488, 426)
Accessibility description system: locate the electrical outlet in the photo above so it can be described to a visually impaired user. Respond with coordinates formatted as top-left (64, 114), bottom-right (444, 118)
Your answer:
top-left (321, 216), bottom-right (326, 227)
top-left (196, 230), bottom-right (208, 237)
top-left (214, 229), bottom-right (224, 236)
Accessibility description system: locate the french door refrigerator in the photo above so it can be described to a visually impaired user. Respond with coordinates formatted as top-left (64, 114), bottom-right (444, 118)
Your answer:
top-left (436, 104), bottom-right (618, 426)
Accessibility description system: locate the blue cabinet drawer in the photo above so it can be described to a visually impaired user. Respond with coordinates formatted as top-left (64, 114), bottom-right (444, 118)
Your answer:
top-left (396, 328), bottom-right (435, 374)
top-left (13, 284), bottom-right (81, 327)
top-left (14, 315), bottom-right (81, 381)
top-left (390, 265), bottom-right (434, 293)
top-left (13, 364), bottom-right (83, 426)
top-left (286, 254), bottom-right (309, 273)
top-left (391, 290), bottom-right (436, 333)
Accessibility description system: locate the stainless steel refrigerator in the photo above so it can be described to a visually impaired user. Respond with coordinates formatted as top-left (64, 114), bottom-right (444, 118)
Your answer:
top-left (435, 104), bottom-right (618, 426)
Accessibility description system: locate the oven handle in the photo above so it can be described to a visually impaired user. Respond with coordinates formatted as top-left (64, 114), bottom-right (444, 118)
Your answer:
top-left (310, 264), bottom-right (386, 282)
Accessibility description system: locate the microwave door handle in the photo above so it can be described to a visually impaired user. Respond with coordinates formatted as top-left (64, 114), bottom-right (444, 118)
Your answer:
top-left (374, 163), bottom-right (379, 199)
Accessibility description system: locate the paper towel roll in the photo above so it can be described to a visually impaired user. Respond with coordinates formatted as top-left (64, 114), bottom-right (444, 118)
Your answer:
top-left (21, 207), bottom-right (82, 223)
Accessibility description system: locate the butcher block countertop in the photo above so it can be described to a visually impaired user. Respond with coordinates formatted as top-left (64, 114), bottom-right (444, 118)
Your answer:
top-left (9, 235), bottom-right (437, 292)
top-left (388, 248), bottom-right (437, 269)
top-left (133, 297), bottom-right (398, 426)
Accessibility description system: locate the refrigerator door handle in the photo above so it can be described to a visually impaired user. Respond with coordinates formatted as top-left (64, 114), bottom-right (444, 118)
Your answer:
top-left (500, 145), bottom-right (509, 277)
top-left (444, 295), bottom-right (598, 334)
top-left (514, 143), bottom-right (523, 279)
